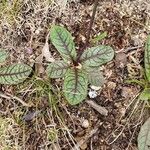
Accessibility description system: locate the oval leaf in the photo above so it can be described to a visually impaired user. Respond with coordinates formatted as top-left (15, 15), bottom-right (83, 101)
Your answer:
top-left (91, 31), bottom-right (107, 43)
top-left (0, 64), bottom-right (32, 84)
top-left (63, 69), bottom-right (88, 105)
top-left (138, 117), bottom-right (150, 150)
top-left (50, 25), bottom-right (77, 62)
top-left (80, 45), bottom-right (114, 67)
top-left (47, 61), bottom-right (69, 78)
top-left (87, 68), bottom-right (105, 87)
top-left (0, 50), bottom-right (8, 63)
top-left (139, 88), bottom-right (150, 101)
top-left (145, 35), bottom-right (150, 82)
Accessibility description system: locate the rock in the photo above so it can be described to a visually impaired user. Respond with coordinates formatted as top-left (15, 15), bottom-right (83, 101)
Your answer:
top-left (82, 119), bottom-right (89, 128)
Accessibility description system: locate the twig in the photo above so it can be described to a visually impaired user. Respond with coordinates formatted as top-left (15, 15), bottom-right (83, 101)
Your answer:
top-left (0, 92), bottom-right (31, 107)
top-left (86, 100), bottom-right (108, 116)
top-left (125, 45), bottom-right (144, 52)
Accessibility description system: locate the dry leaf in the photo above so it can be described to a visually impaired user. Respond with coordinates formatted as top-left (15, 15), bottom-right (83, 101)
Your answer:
top-left (23, 110), bottom-right (41, 121)
top-left (42, 32), bottom-right (55, 62)
top-left (35, 54), bottom-right (44, 74)
top-left (35, 32), bottom-right (55, 75)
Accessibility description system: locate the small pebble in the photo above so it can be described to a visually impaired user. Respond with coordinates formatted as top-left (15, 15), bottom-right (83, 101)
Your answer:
top-left (82, 119), bottom-right (89, 128)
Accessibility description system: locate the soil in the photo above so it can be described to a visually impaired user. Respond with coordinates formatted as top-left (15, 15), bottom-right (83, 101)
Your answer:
top-left (0, 0), bottom-right (150, 150)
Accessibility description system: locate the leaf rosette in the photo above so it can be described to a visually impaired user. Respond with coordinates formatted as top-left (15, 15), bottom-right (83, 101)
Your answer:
top-left (47, 25), bottom-right (114, 105)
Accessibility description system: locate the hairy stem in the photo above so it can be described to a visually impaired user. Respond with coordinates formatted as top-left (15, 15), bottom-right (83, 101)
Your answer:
top-left (86, 0), bottom-right (99, 46)
top-left (77, 0), bottom-right (99, 62)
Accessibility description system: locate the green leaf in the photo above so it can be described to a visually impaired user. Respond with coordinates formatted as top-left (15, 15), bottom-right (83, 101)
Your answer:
top-left (0, 50), bottom-right (8, 63)
top-left (50, 25), bottom-right (77, 62)
top-left (144, 35), bottom-right (150, 82)
top-left (80, 45), bottom-right (114, 67)
top-left (46, 61), bottom-right (70, 78)
top-left (91, 31), bottom-right (107, 43)
top-left (138, 117), bottom-right (150, 150)
top-left (0, 64), bottom-right (32, 84)
top-left (139, 88), bottom-right (150, 100)
top-left (86, 68), bottom-right (105, 87)
top-left (125, 79), bottom-right (146, 88)
top-left (63, 69), bottom-right (88, 105)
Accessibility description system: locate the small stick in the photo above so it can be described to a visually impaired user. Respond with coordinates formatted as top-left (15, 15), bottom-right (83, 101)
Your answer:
top-left (0, 92), bottom-right (31, 107)
top-left (86, 100), bottom-right (108, 116)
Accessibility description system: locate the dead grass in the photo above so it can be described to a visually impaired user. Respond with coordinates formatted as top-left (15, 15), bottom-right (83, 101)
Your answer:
top-left (0, 76), bottom-right (78, 149)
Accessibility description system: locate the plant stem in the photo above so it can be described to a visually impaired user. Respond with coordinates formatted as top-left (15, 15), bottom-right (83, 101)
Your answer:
top-left (77, 0), bottom-right (99, 62)
top-left (85, 0), bottom-right (99, 46)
